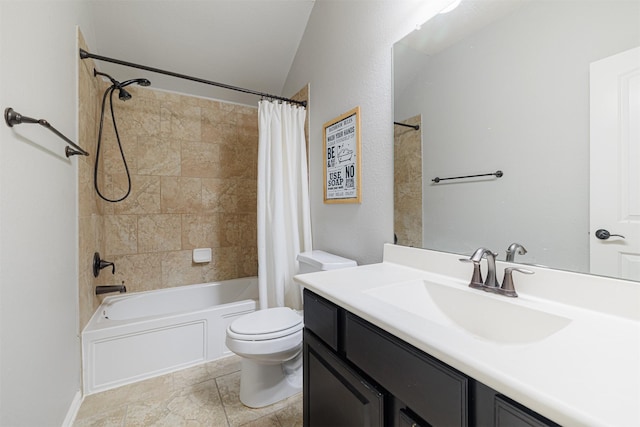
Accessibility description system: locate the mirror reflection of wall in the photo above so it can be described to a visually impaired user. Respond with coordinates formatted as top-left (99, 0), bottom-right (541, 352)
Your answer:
top-left (394, 0), bottom-right (640, 279)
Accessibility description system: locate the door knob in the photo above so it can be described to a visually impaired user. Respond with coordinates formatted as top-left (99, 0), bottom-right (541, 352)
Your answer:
top-left (595, 229), bottom-right (625, 240)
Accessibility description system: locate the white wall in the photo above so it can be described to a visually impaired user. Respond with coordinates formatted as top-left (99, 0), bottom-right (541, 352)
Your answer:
top-left (394, 1), bottom-right (639, 271)
top-left (283, 0), bottom-right (451, 265)
top-left (0, 2), bottom-right (94, 425)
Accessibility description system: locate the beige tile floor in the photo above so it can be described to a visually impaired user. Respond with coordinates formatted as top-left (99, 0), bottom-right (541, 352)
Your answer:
top-left (73, 355), bottom-right (302, 427)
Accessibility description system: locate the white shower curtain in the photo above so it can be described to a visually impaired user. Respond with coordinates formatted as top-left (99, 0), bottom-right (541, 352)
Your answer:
top-left (257, 100), bottom-right (312, 310)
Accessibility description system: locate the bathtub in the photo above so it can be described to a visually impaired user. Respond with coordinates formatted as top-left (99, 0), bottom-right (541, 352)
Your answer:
top-left (82, 277), bottom-right (258, 395)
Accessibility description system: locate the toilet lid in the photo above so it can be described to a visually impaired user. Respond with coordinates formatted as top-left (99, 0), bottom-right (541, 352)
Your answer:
top-left (229, 307), bottom-right (303, 338)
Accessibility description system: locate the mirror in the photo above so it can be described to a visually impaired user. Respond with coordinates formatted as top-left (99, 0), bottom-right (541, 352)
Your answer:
top-left (393, 0), bottom-right (640, 281)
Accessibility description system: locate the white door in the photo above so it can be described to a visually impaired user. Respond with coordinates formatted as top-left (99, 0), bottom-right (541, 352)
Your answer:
top-left (590, 46), bottom-right (640, 280)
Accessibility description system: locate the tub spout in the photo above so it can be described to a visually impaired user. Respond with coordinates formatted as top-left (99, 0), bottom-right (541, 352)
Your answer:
top-left (96, 285), bottom-right (126, 295)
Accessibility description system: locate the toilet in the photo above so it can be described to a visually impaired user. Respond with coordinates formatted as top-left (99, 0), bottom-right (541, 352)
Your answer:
top-left (225, 250), bottom-right (357, 408)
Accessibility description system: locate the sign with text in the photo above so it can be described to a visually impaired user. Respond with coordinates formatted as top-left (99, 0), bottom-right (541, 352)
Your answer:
top-left (323, 107), bottom-right (362, 204)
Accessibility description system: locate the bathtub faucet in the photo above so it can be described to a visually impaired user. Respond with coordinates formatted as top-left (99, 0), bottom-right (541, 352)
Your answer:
top-left (96, 285), bottom-right (127, 295)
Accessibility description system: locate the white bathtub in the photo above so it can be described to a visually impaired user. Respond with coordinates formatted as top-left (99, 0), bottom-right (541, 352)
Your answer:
top-left (82, 277), bottom-right (258, 395)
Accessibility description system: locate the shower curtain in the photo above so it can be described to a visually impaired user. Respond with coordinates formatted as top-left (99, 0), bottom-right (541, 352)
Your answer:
top-left (257, 100), bottom-right (312, 310)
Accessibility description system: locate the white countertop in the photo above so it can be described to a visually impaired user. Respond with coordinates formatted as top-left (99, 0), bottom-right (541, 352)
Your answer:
top-left (294, 245), bottom-right (640, 427)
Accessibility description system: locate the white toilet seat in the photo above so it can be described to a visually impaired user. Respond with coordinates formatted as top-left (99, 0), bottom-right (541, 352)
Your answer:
top-left (226, 329), bottom-right (303, 360)
top-left (227, 307), bottom-right (303, 341)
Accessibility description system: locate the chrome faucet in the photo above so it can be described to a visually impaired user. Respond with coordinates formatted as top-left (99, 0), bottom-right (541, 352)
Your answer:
top-left (462, 247), bottom-right (534, 297)
top-left (458, 257), bottom-right (484, 290)
top-left (506, 242), bottom-right (527, 262)
top-left (470, 247), bottom-right (500, 289)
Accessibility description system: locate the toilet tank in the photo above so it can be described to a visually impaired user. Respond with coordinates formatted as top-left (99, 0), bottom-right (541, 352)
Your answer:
top-left (297, 250), bottom-right (357, 274)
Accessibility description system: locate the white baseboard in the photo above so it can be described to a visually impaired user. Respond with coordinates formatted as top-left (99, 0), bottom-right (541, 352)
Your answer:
top-left (61, 390), bottom-right (83, 427)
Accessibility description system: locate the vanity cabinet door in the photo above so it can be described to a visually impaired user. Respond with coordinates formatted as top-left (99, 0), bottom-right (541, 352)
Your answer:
top-left (304, 329), bottom-right (385, 427)
top-left (495, 396), bottom-right (560, 427)
top-left (345, 313), bottom-right (468, 427)
top-left (399, 408), bottom-right (430, 427)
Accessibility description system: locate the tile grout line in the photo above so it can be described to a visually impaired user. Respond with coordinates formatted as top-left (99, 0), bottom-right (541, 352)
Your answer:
top-left (214, 374), bottom-right (233, 427)
top-left (121, 404), bottom-right (128, 427)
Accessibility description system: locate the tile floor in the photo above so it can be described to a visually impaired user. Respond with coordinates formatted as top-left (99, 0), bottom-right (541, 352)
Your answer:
top-left (73, 355), bottom-right (302, 427)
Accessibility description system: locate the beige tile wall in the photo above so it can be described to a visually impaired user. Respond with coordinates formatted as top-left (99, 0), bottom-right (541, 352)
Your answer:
top-left (95, 87), bottom-right (259, 289)
top-left (78, 30), bottom-right (105, 330)
top-left (78, 38), bottom-right (261, 330)
top-left (290, 84), bottom-right (310, 161)
top-left (394, 115), bottom-right (422, 248)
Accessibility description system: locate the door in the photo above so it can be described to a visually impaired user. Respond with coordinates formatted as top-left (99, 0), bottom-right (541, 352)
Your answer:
top-left (304, 330), bottom-right (385, 427)
top-left (590, 46), bottom-right (640, 280)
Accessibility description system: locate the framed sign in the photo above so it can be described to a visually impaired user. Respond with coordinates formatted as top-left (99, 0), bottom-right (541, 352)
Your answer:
top-left (323, 106), bottom-right (362, 204)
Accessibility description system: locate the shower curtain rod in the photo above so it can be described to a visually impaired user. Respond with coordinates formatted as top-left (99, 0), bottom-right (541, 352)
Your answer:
top-left (79, 49), bottom-right (307, 107)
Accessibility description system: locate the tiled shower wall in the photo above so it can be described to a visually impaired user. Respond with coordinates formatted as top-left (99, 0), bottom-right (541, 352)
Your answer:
top-left (78, 35), bottom-right (262, 329)
top-left (95, 85), bottom-right (260, 289)
top-left (394, 115), bottom-right (422, 248)
top-left (78, 30), bottom-right (105, 329)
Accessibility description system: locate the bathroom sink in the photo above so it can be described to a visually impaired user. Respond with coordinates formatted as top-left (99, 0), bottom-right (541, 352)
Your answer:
top-left (365, 279), bottom-right (571, 344)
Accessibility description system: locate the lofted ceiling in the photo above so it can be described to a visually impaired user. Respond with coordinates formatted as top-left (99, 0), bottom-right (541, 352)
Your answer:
top-left (87, 0), bottom-right (315, 105)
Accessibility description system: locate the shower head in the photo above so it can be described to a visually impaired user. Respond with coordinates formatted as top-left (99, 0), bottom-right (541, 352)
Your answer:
top-left (120, 78), bottom-right (151, 88)
top-left (117, 78), bottom-right (150, 101)
top-left (118, 88), bottom-right (132, 101)
top-left (94, 69), bottom-right (151, 101)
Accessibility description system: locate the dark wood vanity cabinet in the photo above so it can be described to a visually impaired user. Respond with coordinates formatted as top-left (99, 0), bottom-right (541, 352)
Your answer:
top-left (303, 290), bottom-right (384, 426)
top-left (303, 289), bottom-right (560, 427)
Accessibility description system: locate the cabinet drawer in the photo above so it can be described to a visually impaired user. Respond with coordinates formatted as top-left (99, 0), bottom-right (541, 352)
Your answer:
top-left (303, 289), bottom-right (340, 351)
top-left (345, 313), bottom-right (468, 427)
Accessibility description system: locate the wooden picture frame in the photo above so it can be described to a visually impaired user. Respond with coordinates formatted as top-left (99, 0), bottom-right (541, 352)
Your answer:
top-left (323, 106), bottom-right (362, 204)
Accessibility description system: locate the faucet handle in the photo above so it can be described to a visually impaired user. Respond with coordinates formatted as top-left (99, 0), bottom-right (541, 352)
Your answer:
top-left (500, 267), bottom-right (534, 297)
top-left (93, 252), bottom-right (115, 277)
top-left (459, 258), bottom-right (484, 289)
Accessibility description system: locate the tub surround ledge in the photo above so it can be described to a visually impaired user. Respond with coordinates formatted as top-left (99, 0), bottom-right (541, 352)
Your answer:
top-left (294, 244), bottom-right (640, 427)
